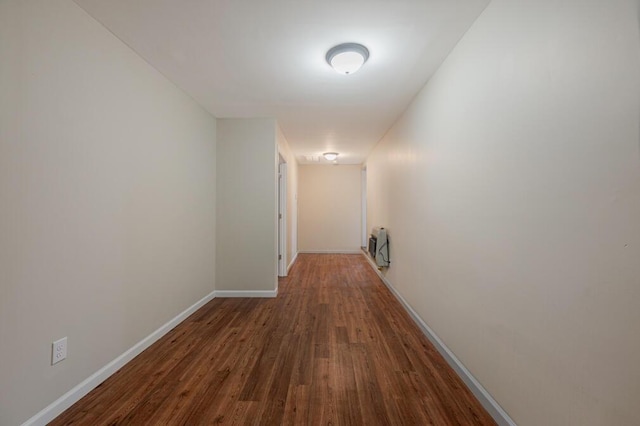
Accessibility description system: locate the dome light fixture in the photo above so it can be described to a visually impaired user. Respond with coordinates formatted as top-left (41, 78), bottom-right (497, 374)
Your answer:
top-left (323, 152), bottom-right (339, 161)
top-left (326, 43), bottom-right (369, 75)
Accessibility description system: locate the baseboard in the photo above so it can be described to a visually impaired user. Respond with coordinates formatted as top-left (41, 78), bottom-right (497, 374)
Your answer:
top-left (298, 250), bottom-right (362, 254)
top-left (21, 289), bottom-right (216, 426)
top-left (361, 253), bottom-right (516, 426)
top-left (214, 289), bottom-right (277, 298)
top-left (287, 252), bottom-right (298, 273)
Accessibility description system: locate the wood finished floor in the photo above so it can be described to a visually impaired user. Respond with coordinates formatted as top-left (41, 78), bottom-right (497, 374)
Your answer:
top-left (50, 254), bottom-right (496, 425)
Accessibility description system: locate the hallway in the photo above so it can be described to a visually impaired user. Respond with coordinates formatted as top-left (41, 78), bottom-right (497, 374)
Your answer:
top-left (50, 254), bottom-right (495, 425)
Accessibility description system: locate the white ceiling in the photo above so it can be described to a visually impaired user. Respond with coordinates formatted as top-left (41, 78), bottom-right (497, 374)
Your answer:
top-left (74, 0), bottom-right (489, 164)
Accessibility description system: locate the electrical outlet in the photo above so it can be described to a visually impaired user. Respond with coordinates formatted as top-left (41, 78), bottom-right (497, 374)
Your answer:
top-left (52, 337), bottom-right (67, 365)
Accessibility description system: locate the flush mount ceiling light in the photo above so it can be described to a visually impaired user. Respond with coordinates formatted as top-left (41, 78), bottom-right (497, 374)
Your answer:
top-left (323, 152), bottom-right (339, 161)
top-left (326, 43), bottom-right (369, 75)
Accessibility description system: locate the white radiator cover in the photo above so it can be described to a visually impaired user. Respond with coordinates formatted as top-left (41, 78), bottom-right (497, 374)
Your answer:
top-left (369, 227), bottom-right (390, 267)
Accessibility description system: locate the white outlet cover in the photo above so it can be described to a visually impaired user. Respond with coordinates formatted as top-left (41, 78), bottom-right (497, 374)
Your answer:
top-left (52, 337), bottom-right (67, 365)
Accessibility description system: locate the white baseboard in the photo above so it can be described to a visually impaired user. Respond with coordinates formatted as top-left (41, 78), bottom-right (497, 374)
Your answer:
top-left (287, 252), bottom-right (298, 273)
top-left (21, 289), bottom-right (216, 426)
top-left (361, 253), bottom-right (516, 426)
top-left (298, 250), bottom-right (362, 254)
top-left (214, 289), bottom-right (277, 298)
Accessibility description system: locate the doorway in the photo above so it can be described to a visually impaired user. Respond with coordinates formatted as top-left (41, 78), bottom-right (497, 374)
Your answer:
top-left (278, 155), bottom-right (287, 277)
top-left (361, 167), bottom-right (367, 248)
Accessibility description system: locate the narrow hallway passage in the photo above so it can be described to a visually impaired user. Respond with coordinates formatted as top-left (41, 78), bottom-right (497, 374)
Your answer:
top-left (51, 254), bottom-right (495, 425)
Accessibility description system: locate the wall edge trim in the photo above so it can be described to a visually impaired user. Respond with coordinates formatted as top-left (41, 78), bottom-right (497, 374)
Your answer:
top-left (361, 253), bottom-right (517, 426)
top-left (298, 250), bottom-right (362, 254)
top-left (214, 290), bottom-right (278, 298)
top-left (287, 252), bottom-right (299, 273)
top-left (21, 289), bottom-right (217, 426)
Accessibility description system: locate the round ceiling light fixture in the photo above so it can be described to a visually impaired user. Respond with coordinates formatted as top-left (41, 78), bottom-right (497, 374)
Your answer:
top-left (323, 152), bottom-right (339, 161)
top-left (326, 43), bottom-right (369, 75)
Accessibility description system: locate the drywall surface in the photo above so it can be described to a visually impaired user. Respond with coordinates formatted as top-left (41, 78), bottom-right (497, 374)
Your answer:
top-left (277, 125), bottom-right (299, 269)
top-left (0, 1), bottom-right (217, 424)
top-left (216, 119), bottom-right (278, 291)
top-left (298, 165), bottom-right (362, 252)
top-left (366, 0), bottom-right (640, 424)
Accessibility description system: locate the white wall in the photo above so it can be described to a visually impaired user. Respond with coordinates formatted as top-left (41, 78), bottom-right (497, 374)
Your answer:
top-left (0, 1), bottom-right (217, 425)
top-left (298, 165), bottom-right (362, 253)
top-left (216, 119), bottom-right (278, 292)
top-left (276, 125), bottom-right (299, 270)
top-left (366, 0), bottom-right (640, 425)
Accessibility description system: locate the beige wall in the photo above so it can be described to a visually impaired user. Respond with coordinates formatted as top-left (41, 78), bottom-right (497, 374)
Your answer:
top-left (0, 1), bottom-right (217, 425)
top-left (366, 0), bottom-right (640, 425)
top-left (216, 119), bottom-right (278, 292)
top-left (276, 125), bottom-right (299, 270)
top-left (298, 165), bottom-right (362, 252)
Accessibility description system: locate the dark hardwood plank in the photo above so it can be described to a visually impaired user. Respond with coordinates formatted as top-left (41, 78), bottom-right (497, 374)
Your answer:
top-left (50, 253), bottom-right (497, 426)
